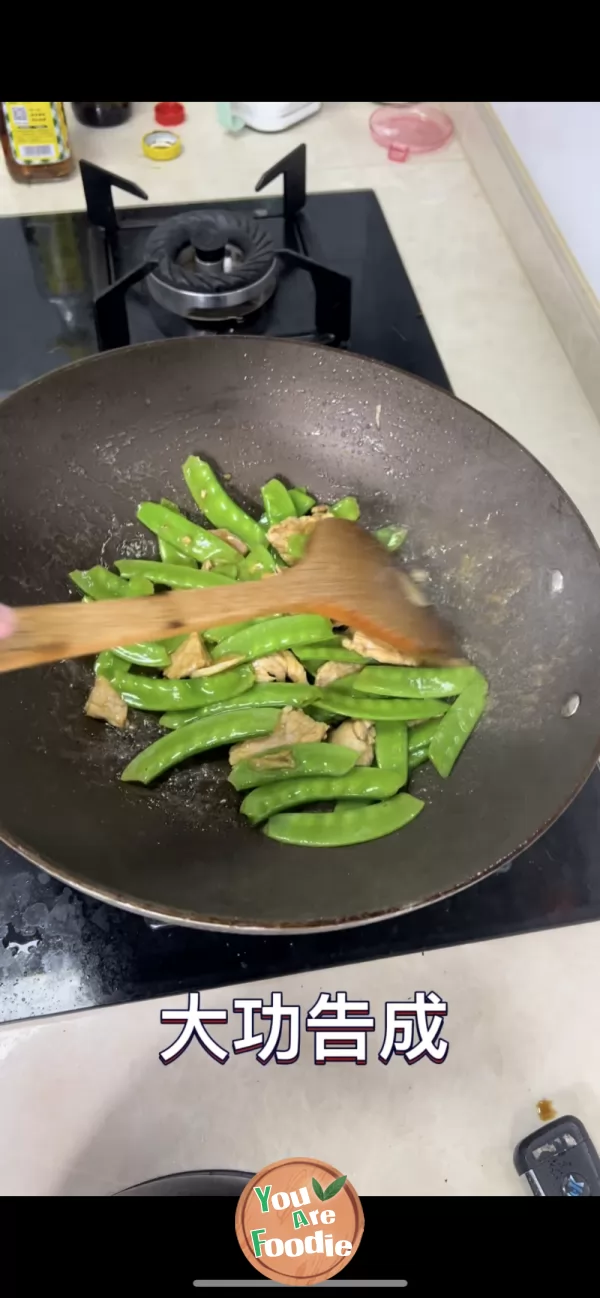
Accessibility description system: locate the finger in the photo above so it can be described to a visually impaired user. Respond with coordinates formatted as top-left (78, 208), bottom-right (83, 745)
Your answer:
top-left (0, 605), bottom-right (17, 640)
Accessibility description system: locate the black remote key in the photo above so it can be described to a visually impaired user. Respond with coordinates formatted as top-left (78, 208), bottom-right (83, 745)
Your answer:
top-left (515, 1115), bottom-right (600, 1196)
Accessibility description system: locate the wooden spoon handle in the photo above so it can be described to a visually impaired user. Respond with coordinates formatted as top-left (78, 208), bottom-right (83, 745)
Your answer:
top-left (0, 575), bottom-right (303, 673)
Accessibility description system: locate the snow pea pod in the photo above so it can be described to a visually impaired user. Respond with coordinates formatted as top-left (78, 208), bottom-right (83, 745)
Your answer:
top-left (320, 688), bottom-right (449, 722)
top-left (429, 673), bottom-right (488, 777)
top-left (212, 563), bottom-right (240, 579)
top-left (70, 566), bottom-right (153, 601)
top-left (229, 743), bottom-right (358, 791)
top-left (374, 526), bottom-right (407, 551)
top-left (213, 614), bottom-right (333, 663)
top-left (353, 665), bottom-right (480, 699)
top-left (407, 718), bottom-right (442, 771)
top-left (331, 496), bottom-right (360, 521)
top-left (70, 567), bottom-right (169, 667)
top-left (295, 639), bottom-right (367, 666)
top-left (241, 767), bottom-right (406, 824)
top-left (121, 707), bottom-right (281, 785)
top-left (108, 662), bottom-right (255, 712)
top-left (239, 546), bottom-right (277, 581)
top-left (182, 456), bottom-right (266, 551)
top-left (264, 791), bottom-right (424, 847)
top-left (289, 487), bottom-right (315, 516)
top-left (95, 650), bottom-right (129, 679)
top-left (115, 559), bottom-right (236, 589)
top-left (158, 498), bottom-right (198, 567)
top-left (375, 721), bottom-right (408, 786)
top-left (205, 616), bottom-right (281, 644)
top-left (261, 478), bottom-right (296, 527)
top-left (159, 683), bottom-right (321, 729)
top-left (137, 502), bottom-right (239, 565)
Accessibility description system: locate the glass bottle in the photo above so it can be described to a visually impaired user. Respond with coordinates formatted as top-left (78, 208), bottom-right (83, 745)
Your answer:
top-left (0, 102), bottom-right (74, 183)
top-left (71, 102), bottom-right (131, 128)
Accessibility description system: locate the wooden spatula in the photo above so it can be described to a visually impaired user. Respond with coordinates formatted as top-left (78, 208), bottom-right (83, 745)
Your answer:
top-left (0, 519), bottom-right (457, 673)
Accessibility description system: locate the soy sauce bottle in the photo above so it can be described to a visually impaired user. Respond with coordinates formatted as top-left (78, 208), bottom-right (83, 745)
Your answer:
top-left (71, 102), bottom-right (132, 128)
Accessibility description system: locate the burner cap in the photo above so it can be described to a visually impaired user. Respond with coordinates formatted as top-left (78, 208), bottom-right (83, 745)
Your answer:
top-left (145, 210), bottom-right (277, 319)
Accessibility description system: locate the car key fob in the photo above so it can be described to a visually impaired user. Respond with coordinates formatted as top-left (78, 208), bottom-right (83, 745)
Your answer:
top-left (514, 1114), bottom-right (600, 1196)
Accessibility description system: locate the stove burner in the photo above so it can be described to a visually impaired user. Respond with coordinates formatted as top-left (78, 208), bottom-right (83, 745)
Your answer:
top-left (145, 210), bottom-right (277, 319)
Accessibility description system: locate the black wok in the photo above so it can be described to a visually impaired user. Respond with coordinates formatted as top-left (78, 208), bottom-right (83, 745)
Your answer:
top-left (0, 336), bottom-right (599, 932)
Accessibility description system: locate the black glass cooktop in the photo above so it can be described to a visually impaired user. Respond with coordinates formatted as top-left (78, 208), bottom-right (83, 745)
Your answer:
top-left (0, 165), bottom-right (598, 1023)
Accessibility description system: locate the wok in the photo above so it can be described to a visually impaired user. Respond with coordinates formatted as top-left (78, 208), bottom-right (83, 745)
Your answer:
top-left (0, 336), bottom-right (599, 932)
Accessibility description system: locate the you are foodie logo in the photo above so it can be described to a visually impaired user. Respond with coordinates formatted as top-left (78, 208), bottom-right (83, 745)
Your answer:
top-left (235, 1156), bottom-right (363, 1285)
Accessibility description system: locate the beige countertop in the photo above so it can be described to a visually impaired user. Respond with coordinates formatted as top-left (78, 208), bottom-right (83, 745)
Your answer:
top-left (1, 101), bottom-right (599, 1195)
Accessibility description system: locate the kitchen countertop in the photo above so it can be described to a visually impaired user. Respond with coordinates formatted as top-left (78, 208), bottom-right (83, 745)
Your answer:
top-left (2, 920), bottom-right (600, 1196)
top-left (1, 102), bottom-right (600, 1192)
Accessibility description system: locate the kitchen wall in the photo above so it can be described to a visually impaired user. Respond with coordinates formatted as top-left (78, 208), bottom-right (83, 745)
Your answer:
top-left (492, 102), bottom-right (600, 299)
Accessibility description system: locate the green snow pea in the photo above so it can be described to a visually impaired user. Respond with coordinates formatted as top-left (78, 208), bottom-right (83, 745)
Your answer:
top-left (320, 689), bottom-right (449, 722)
top-left (121, 707), bottom-right (281, 785)
top-left (111, 640), bottom-right (170, 669)
top-left (374, 526), bottom-right (407, 551)
top-left (353, 665), bottom-right (480, 699)
top-left (261, 479), bottom-right (296, 527)
top-left (333, 800), bottom-right (373, 811)
top-left (239, 546), bottom-right (277, 581)
top-left (212, 562), bottom-right (240, 580)
top-left (213, 615), bottom-right (333, 663)
top-left (159, 683), bottom-right (321, 729)
top-left (429, 673), bottom-right (488, 777)
top-left (137, 502), bottom-right (240, 565)
top-left (241, 767), bottom-right (406, 824)
top-left (205, 619), bottom-right (256, 643)
top-left (263, 791), bottom-right (424, 847)
top-left (158, 498), bottom-right (198, 567)
top-left (182, 456), bottom-right (266, 551)
top-left (70, 566), bottom-right (153, 601)
top-left (115, 559), bottom-right (236, 589)
top-left (407, 718), bottom-right (442, 771)
top-left (228, 743), bottom-right (358, 791)
top-left (106, 661), bottom-right (255, 712)
top-left (295, 638), bottom-right (367, 666)
top-left (331, 496), bottom-right (360, 522)
top-left (95, 650), bottom-right (130, 679)
top-left (204, 616), bottom-right (281, 644)
top-left (289, 487), bottom-right (316, 516)
top-left (375, 721), bottom-right (408, 786)
top-left (70, 567), bottom-right (169, 667)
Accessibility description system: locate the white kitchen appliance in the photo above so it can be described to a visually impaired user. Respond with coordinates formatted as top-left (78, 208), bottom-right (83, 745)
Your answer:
top-left (217, 102), bottom-right (322, 133)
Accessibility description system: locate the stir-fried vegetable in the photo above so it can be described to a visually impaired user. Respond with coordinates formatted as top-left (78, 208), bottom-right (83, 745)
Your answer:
top-left (74, 459), bottom-right (488, 847)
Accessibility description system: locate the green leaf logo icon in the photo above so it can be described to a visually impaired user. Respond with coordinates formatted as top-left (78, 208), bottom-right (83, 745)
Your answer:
top-left (312, 1177), bottom-right (325, 1201)
top-left (323, 1174), bottom-right (347, 1200)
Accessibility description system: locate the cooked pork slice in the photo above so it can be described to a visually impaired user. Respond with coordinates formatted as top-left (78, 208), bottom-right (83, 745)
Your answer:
top-left (328, 719), bottom-right (374, 766)
top-left (266, 515), bottom-right (317, 564)
top-left (164, 633), bottom-right (211, 679)
top-left (191, 654), bottom-right (244, 677)
top-left (314, 661), bottom-right (362, 689)
top-left (85, 676), bottom-right (127, 729)
top-left (211, 528), bottom-right (249, 556)
top-left (342, 630), bottom-right (420, 666)
top-left (229, 707), bottom-right (327, 766)
top-left (253, 651), bottom-right (307, 684)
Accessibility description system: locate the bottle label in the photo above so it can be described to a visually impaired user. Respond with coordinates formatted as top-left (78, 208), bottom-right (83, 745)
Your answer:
top-left (2, 102), bottom-right (71, 165)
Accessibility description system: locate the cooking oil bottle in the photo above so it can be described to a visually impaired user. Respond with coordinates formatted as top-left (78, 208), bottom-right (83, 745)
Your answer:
top-left (0, 102), bottom-right (74, 182)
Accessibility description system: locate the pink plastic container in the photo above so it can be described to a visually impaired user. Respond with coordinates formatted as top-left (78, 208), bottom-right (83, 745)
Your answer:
top-left (369, 104), bottom-right (454, 162)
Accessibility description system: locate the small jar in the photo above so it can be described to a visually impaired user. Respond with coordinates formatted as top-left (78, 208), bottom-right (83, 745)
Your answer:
top-left (71, 102), bottom-right (132, 128)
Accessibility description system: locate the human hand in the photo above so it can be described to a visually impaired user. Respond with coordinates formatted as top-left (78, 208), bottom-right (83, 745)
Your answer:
top-left (0, 606), bottom-right (16, 639)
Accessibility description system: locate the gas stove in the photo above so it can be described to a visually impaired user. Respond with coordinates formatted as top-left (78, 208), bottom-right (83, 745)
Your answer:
top-left (0, 148), bottom-right (599, 1022)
